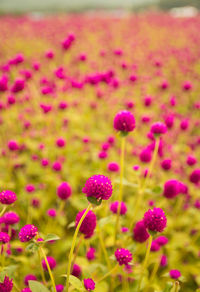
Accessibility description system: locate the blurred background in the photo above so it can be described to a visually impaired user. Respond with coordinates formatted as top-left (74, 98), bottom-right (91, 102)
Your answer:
top-left (0, 0), bottom-right (199, 14)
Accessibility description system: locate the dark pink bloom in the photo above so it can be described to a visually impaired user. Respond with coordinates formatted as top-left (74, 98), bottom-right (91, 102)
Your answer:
top-left (161, 159), bottom-right (171, 170)
top-left (0, 190), bottom-right (17, 205)
top-left (75, 209), bottom-right (96, 238)
top-left (19, 224), bottom-right (38, 242)
top-left (72, 264), bottom-right (82, 278)
top-left (82, 175), bottom-right (112, 201)
top-left (113, 110), bottom-right (135, 133)
top-left (169, 269), bottom-right (181, 279)
top-left (156, 236), bottom-right (168, 246)
top-left (42, 256), bottom-right (57, 270)
top-left (24, 274), bottom-right (37, 286)
top-left (56, 284), bottom-right (64, 292)
top-left (57, 182), bottom-right (72, 200)
top-left (86, 247), bottom-right (96, 261)
top-left (0, 232), bottom-right (10, 244)
top-left (143, 208), bottom-right (167, 232)
top-left (163, 180), bottom-right (180, 199)
top-left (110, 201), bottom-right (127, 215)
top-left (0, 276), bottom-right (13, 292)
top-left (133, 220), bottom-right (149, 243)
top-left (3, 211), bottom-right (20, 225)
top-left (189, 169), bottom-right (200, 184)
top-left (151, 240), bottom-right (160, 252)
top-left (151, 122), bottom-right (167, 135)
top-left (107, 162), bottom-right (119, 172)
top-left (84, 278), bottom-right (95, 291)
top-left (115, 248), bottom-right (132, 265)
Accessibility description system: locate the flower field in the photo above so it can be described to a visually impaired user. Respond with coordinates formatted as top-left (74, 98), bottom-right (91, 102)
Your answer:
top-left (0, 13), bottom-right (200, 292)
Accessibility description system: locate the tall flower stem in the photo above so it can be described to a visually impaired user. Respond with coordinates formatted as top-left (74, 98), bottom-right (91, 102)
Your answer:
top-left (137, 235), bottom-right (153, 292)
top-left (144, 253), bottom-right (161, 291)
top-left (71, 234), bottom-right (84, 269)
top-left (40, 247), bottom-right (56, 292)
top-left (0, 206), bottom-right (7, 217)
top-left (114, 136), bottom-right (126, 245)
top-left (130, 138), bottom-right (160, 230)
top-left (37, 249), bottom-right (46, 285)
top-left (98, 228), bottom-right (111, 270)
top-left (66, 203), bottom-right (92, 292)
top-left (96, 264), bottom-right (118, 283)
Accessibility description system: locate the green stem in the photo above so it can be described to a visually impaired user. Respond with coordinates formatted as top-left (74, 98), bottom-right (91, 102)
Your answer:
top-left (98, 228), bottom-right (111, 269)
top-left (96, 264), bottom-right (118, 283)
top-left (130, 138), bottom-right (160, 230)
top-left (71, 234), bottom-right (84, 269)
top-left (144, 254), bottom-right (161, 291)
top-left (40, 247), bottom-right (56, 292)
top-left (38, 249), bottom-right (46, 285)
top-left (137, 235), bottom-right (152, 292)
top-left (66, 204), bottom-right (92, 292)
top-left (0, 206), bottom-right (7, 217)
top-left (114, 136), bottom-right (126, 245)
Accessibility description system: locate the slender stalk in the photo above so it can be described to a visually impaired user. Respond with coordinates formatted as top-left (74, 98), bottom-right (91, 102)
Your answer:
top-left (0, 206), bottom-right (7, 217)
top-left (38, 249), bottom-right (46, 285)
top-left (130, 138), bottom-right (160, 230)
top-left (66, 204), bottom-right (92, 292)
top-left (114, 136), bottom-right (126, 245)
top-left (40, 247), bottom-right (56, 292)
top-left (137, 235), bottom-right (153, 292)
top-left (13, 282), bottom-right (21, 292)
top-left (144, 254), bottom-right (161, 291)
top-left (98, 228), bottom-right (111, 270)
top-left (96, 264), bottom-right (118, 283)
top-left (71, 234), bottom-right (84, 269)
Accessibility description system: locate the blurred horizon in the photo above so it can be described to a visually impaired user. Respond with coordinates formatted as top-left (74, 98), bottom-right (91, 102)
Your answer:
top-left (0, 0), bottom-right (200, 14)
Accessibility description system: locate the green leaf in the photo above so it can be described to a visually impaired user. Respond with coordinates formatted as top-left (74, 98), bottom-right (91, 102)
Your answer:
top-left (162, 282), bottom-right (173, 292)
top-left (29, 281), bottom-right (50, 292)
top-left (98, 216), bottom-right (112, 228)
top-left (26, 242), bottom-right (39, 253)
top-left (87, 196), bottom-right (102, 206)
top-left (62, 275), bottom-right (85, 291)
top-left (68, 221), bottom-right (75, 229)
top-left (0, 271), bottom-right (6, 283)
top-left (152, 185), bottom-right (162, 194)
top-left (4, 265), bottom-right (18, 277)
top-left (44, 234), bottom-right (60, 242)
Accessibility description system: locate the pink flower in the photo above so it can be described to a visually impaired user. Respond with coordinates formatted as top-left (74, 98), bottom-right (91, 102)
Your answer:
top-left (143, 208), bottom-right (167, 233)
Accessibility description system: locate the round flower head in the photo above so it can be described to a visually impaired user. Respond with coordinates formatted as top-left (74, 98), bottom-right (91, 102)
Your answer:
top-left (190, 169), bottom-right (200, 184)
top-left (163, 180), bottom-right (180, 199)
top-left (161, 159), bottom-right (171, 170)
top-left (86, 247), bottom-right (96, 261)
top-left (113, 110), bottom-right (135, 133)
top-left (75, 209), bottom-right (96, 238)
top-left (107, 162), bottom-right (120, 172)
top-left (143, 208), bottom-right (167, 233)
top-left (0, 276), bottom-right (13, 292)
top-left (160, 255), bottom-right (167, 267)
top-left (82, 175), bottom-right (112, 201)
top-left (169, 269), bottom-right (181, 279)
top-left (3, 211), bottom-right (20, 225)
top-left (57, 182), bottom-right (72, 200)
top-left (151, 122), bottom-right (167, 135)
top-left (47, 209), bottom-right (57, 218)
top-left (0, 190), bottom-right (17, 205)
top-left (0, 232), bottom-right (10, 244)
top-left (133, 220), bottom-right (149, 243)
top-left (115, 248), bottom-right (132, 265)
top-left (110, 201), bottom-right (127, 215)
top-left (24, 274), bottom-right (37, 286)
top-left (83, 278), bottom-right (95, 291)
top-left (19, 224), bottom-right (38, 242)
top-left (151, 240), bottom-right (160, 252)
top-left (156, 236), bottom-right (168, 246)
top-left (56, 284), bottom-right (64, 292)
top-left (42, 256), bottom-right (57, 271)
top-left (72, 264), bottom-right (82, 278)
top-left (21, 288), bottom-right (32, 292)
top-left (25, 184), bottom-right (35, 193)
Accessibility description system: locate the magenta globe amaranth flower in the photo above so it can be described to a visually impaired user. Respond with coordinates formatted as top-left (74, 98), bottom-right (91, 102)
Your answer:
top-left (42, 256), bottom-right (57, 270)
top-left (190, 169), bottom-right (200, 184)
top-left (133, 220), bottom-right (149, 243)
top-left (113, 110), bottom-right (135, 133)
top-left (3, 211), bottom-right (20, 225)
top-left (57, 182), bottom-right (72, 200)
top-left (0, 276), bottom-right (13, 292)
top-left (0, 190), bottom-right (17, 205)
top-left (143, 208), bottom-right (167, 233)
top-left (110, 201), bottom-right (127, 215)
top-left (21, 288), bottom-right (32, 292)
top-left (24, 274), bottom-right (37, 286)
top-left (169, 269), bottom-right (181, 279)
top-left (75, 209), bottom-right (96, 238)
top-left (72, 264), bottom-right (82, 278)
top-left (0, 232), bottom-right (10, 244)
top-left (151, 122), bottom-right (167, 136)
top-left (86, 247), bottom-right (96, 261)
top-left (163, 179), bottom-right (180, 199)
top-left (115, 248), bottom-right (132, 265)
top-left (19, 224), bottom-right (38, 242)
top-left (82, 175), bottom-right (112, 201)
top-left (107, 162), bottom-right (120, 172)
top-left (156, 236), bottom-right (168, 246)
top-left (151, 240), bottom-right (160, 252)
top-left (56, 284), bottom-right (64, 292)
top-left (83, 278), bottom-right (95, 291)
